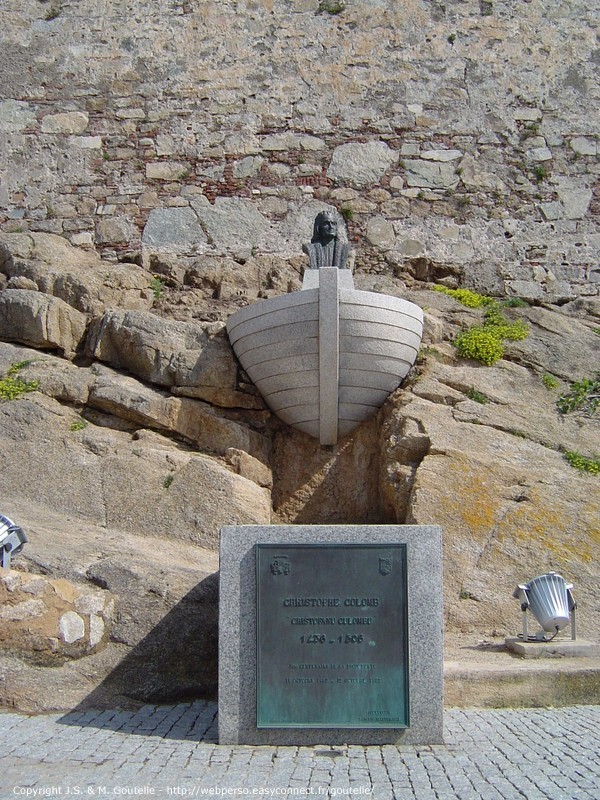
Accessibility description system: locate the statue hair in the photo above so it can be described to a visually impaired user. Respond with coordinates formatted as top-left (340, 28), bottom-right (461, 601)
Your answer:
top-left (311, 211), bottom-right (338, 243)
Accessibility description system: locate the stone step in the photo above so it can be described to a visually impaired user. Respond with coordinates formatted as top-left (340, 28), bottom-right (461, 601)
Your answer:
top-left (444, 639), bottom-right (600, 708)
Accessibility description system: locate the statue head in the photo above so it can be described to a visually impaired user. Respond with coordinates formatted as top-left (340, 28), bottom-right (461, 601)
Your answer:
top-left (312, 210), bottom-right (339, 244)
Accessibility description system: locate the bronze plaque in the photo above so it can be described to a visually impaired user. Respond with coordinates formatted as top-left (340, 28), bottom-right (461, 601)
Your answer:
top-left (256, 543), bottom-right (409, 728)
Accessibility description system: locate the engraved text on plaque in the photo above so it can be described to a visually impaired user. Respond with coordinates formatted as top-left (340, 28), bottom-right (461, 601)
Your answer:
top-left (256, 544), bottom-right (409, 728)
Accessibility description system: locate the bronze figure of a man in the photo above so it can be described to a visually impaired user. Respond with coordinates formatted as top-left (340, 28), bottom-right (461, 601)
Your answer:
top-left (303, 210), bottom-right (350, 269)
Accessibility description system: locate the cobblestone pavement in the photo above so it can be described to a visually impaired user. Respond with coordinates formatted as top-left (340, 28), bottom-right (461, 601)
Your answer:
top-left (1, 703), bottom-right (599, 800)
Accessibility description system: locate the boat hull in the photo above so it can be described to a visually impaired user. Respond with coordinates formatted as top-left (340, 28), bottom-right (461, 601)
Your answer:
top-left (227, 270), bottom-right (423, 444)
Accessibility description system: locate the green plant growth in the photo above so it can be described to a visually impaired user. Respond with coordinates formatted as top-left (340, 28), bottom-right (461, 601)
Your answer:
top-left (435, 285), bottom-right (529, 340)
top-left (542, 373), bottom-right (559, 390)
top-left (563, 451), bottom-right (600, 476)
top-left (7, 360), bottom-right (34, 374)
top-left (150, 276), bottom-right (165, 300)
top-left (434, 285), bottom-right (495, 309)
top-left (319, 0), bottom-right (346, 13)
top-left (557, 375), bottom-right (599, 417)
top-left (340, 204), bottom-right (354, 222)
top-left (509, 429), bottom-right (527, 440)
top-left (532, 164), bottom-right (549, 183)
top-left (70, 419), bottom-right (87, 432)
top-left (45, 4), bottom-right (61, 21)
top-left (448, 295), bottom-right (529, 366)
top-left (467, 386), bottom-right (490, 404)
top-left (502, 297), bottom-right (528, 308)
top-left (454, 328), bottom-right (505, 366)
top-left (419, 346), bottom-right (446, 363)
top-left (482, 305), bottom-right (529, 342)
top-left (163, 474), bottom-right (174, 489)
top-left (0, 362), bottom-right (39, 402)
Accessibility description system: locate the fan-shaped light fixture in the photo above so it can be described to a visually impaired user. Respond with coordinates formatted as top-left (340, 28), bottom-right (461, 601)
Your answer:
top-left (0, 514), bottom-right (27, 569)
top-left (513, 572), bottom-right (576, 642)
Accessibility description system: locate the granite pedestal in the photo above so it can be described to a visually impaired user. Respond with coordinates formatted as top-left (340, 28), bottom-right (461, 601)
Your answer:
top-left (219, 525), bottom-right (443, 745)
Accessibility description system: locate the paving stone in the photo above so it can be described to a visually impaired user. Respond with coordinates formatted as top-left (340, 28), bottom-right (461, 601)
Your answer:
top-left (0, 704), bottom-right (599, 798)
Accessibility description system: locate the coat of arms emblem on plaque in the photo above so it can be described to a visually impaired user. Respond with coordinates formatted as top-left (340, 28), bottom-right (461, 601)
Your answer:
top-left (379, 557), bottom-right (393, 576)
top-left (270, 556), bottom-right (291, 576)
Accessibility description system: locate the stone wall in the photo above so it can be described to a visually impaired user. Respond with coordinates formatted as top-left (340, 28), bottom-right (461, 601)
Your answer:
top-left (1, 0), bottom-right (598, 302)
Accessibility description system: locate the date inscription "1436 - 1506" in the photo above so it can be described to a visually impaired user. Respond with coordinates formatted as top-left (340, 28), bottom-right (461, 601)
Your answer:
top-left (256, 543), bottom-right (409, 729)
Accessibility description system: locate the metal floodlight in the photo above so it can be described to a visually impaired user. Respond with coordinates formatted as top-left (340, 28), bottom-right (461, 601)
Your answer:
top-left (0, 514), bottom-right (27, 570)
top-left (513, 572), bottom-right (577, 642)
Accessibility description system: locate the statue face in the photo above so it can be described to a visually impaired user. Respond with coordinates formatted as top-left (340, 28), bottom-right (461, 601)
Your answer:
top-left (318, 213), bottom-right (337, 240)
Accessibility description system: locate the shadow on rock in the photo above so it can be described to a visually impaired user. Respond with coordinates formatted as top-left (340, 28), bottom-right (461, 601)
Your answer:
top-left (59, 572), bottom-right (219, 730)
top-left (270, 418), bottom-right (389, 525)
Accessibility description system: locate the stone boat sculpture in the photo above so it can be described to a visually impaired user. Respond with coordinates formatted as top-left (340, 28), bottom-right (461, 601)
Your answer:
top-left (226, 212), bottom-right (423, 446)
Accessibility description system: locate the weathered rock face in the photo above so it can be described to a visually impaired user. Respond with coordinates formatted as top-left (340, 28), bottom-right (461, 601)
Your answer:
top-left (380, 375), bottom-right (599, 636)
top-left (0, 499), bottom-right (220, 712)
top-left (0, 203), bottom-right (599, 712)
top-left (0, 371), bottom-right (271, 550)
top-left (0, 239), bottom-right (276, 710)
top-left (376, 288), bottom-right (600, 635)
top-left (271, 418), bottom-right (385, 525)
top-left (88, 309), bottom-right (240, 398)
top-left (0, 569), bottom-right (114, 665)
top-left (0, 289), bottom-right (87, 358)
top-left (0, 232), bottom-right (154, 315)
